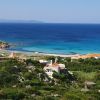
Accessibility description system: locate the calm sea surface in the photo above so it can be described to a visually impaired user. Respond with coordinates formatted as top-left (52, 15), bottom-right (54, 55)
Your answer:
top-left (0, 23), bottom-right (100, 54)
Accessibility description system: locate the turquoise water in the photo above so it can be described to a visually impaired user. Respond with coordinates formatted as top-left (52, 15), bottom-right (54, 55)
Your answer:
top-left (0, 23), bottom-right (100, 54)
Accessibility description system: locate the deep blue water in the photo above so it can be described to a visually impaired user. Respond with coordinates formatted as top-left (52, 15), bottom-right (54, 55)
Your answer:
top-left (0, 23), bottom-right (100, 54)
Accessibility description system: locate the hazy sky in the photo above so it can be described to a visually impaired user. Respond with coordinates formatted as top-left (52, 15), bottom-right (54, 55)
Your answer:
top-left (0, 0), bottom-right (100, 23)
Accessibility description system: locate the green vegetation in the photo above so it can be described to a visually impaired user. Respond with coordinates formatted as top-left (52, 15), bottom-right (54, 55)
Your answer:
top-left (0, 57), bottom-right (99, 100)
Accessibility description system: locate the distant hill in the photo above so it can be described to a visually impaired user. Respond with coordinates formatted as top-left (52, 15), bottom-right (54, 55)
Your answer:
top-left (0, 19), bottom-right (44, 23)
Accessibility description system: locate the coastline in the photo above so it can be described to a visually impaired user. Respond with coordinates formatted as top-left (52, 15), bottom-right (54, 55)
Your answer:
top-left (0, 49), bottom-right (81, 58)
top-left (1, 49), bottom-right (100, 59)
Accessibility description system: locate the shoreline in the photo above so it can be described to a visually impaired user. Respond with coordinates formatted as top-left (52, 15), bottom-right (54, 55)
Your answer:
top-left (0, 49), bottom-right (100, 59)
top-left (0, 49), bottom-right (81, 58)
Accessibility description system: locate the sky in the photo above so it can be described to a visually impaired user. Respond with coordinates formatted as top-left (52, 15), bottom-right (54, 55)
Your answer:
top-left (0, 0), bottom-right (100, 23)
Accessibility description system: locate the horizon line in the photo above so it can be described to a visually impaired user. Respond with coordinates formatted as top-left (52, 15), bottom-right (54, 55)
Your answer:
top-left (0, 19), bottom-right (100, 24)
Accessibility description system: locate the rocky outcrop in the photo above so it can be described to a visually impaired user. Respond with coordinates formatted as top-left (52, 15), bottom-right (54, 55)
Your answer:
top-left (0, 41), bottom-right (10, 49)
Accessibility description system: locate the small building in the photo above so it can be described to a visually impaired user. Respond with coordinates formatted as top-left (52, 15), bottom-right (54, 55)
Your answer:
top-left (9, 52), bottom-right (17, 58)
top-left (39, 59), bottom-right (49, 64)
top-left (81, 81), bottom-right (96, 92)
top-left (43, 60), bottom-right (65, 79)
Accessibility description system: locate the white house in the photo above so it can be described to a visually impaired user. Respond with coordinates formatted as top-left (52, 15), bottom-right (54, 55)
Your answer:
top-left (39, 59), bottom-right (49, 64)
top-left (43, 60), bottom-right (65, 79)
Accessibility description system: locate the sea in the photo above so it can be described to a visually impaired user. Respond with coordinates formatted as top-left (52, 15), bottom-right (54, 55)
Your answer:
top-left (0, 23), bottom-right (100, 54)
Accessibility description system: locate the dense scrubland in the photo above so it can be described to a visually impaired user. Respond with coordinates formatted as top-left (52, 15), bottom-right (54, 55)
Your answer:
top-left (0, 57), bottom-right (99, 100)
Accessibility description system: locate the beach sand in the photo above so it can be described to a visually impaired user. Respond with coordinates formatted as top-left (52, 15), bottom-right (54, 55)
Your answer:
top-left (0, 49), bottom-right (80, 58)
top-left (0, 49), bottom-right (100, 59)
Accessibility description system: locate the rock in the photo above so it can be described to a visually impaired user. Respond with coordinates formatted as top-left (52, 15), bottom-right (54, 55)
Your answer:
top-left (0, 41), bottom-right (10, 49)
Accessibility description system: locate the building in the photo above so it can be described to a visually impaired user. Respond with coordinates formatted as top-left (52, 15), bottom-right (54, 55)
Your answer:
top-left (39, 59), bottom-right (49, 64)
top-left (43, 60), bottom-right (66, 79)
top-left (9, 52), bottom-right (17, 58)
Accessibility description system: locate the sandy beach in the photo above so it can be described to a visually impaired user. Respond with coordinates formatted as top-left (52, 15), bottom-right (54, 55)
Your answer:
top-left (0, 49), bottom-right (81, 58)
top-left (1, 49), bottom-right (100, 59)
